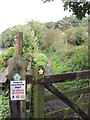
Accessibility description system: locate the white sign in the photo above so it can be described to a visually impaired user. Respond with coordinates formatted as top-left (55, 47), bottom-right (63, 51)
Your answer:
top-left (10, 81), bottom-right (26, 100)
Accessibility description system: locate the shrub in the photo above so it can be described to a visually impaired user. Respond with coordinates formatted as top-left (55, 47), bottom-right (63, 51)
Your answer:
top-left (32, 53), bottom-right (48, 68)
top-left (0, 53), bottom-right (8, 73)
top-left (7, 47), bottom-right (16, 58)
top-left (0, 86), bottom-right (10, 119)
top-left (75, 26), bottom-right (88, 45)
top-left (65, 26), bottom-right (88, 45)
top-left (69, 45), bottom-right (88, 71)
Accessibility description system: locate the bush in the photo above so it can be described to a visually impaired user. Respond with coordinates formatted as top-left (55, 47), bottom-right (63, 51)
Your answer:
top-left (7, 47), bottom-right (16, 58)
top-left (75, 26), bottom-right (88, 45)
top-left (65, 26), bottom-right (88, 45)
top-left (0, 47), bottom-right (16, 75)
top-left (48, 45), bottom-right (88, 74)
top-left (32, 53), bottom-right (48, 68)
top-left (0, 86), bottom-right (10, 119)
top-left (0, 53), bottom-right (8, 74)
top-left (68, 45), bottom-right (88, 71)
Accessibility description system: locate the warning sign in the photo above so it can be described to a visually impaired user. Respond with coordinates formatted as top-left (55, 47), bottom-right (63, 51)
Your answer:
top-left (10, 81), bottom-right (26, 100)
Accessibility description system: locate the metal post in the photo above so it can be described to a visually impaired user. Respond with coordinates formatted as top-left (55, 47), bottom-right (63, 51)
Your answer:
top-left (16, 32), bottom-right (23, 55)
top-left (16, 37), bottom-right (20, 55)
top-left (19, 32), bottom-right (23, 55)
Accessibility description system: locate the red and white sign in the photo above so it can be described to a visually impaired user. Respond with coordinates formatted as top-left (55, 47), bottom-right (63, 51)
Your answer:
top-left (10, 81), bottom-right (26, 100)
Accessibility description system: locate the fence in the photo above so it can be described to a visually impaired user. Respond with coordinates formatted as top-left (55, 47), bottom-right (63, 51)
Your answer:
top-left (0, 32), bottom-right (90, 119)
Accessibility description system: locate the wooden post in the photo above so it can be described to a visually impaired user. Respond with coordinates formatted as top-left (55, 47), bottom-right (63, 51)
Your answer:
top-left (64, 94), bottom-right (85, 118)
top-left (8, 56), bottom-right (26, 119)
top-left (32, 65), bottom-right (45, 118)
top-left (88, 15), bottom-right (90, 118)
top-left (8, 32), bottom-right (26, 119)
top-left (88, 79), bottom-right (90, 118)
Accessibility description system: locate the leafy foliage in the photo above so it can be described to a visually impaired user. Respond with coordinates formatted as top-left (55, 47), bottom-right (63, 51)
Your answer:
top-left (0, 53), bottom-right (7, 75)
top-left (32, 52), bottom-right (48, 69)
top-left (42, 29), bottom-right (62, 51)
top-left (29, 21), bottom-right (45, 47)
top-left (58, 79), bottom-right (88, 91)
top-left (22, 21), bottom-right (45, 54)
top-left (45, 22), bottom-right (56, 29)
top-left (44, 16), bottom-right (88, 31)
top-left (7, 47), bottom-right (16, 58)
top-left (64, 2), bottom-right (90, 20)
top-left (0, 21), bottom-right (45, 55)
top-left (42, 0), bottom-right (90, 20)
top-left (0, 28), bottom-right (19, 48)
top-left (0, 47), bottom-right (16, 75)
top-left (0, 14), bottom-right (89, 119)
top-left (46, 45), bottom-right (88, 74)
top-left (45, 44), bottom-right (88, 101)
top-left (65, 25), bottom-right (88, 45)
top-left (0, 16), bottom-right (88, 51)
top-left (0, 86), bottom-right (10, 119)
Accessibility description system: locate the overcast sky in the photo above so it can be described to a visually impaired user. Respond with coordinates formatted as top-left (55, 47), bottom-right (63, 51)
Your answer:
top-left (0, 0), bottom-right (72, 34)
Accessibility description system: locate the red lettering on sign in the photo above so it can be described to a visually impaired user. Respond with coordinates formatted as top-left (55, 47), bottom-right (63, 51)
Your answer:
top-left (12, 90), bottom-right (15, 94)
top-left (16, 90), bottom-right (24, 94)
top-left (21, 95), bottom-right (24, 98)
top-left (16, 95), bottom-right (19, 99)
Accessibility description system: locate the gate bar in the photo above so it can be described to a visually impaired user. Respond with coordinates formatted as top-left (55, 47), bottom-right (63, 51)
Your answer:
top-left (44, 84), bottom-right (90, 120)
top-left (29, 70), bottom-right (90, 84)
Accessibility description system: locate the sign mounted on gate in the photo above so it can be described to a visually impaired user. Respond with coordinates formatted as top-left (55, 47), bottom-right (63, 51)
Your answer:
top-left (10, 81), bottom-right (26, 101)
top-left (38, 66), bottom-right (44, 75)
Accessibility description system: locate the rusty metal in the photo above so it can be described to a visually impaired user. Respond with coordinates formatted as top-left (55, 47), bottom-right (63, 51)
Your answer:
top-left (19, 32), bottom-right (23, 55)
top-left (16, 32), bottom-right (23, 55)
top-left (16, 37), bottom-right (20, 55)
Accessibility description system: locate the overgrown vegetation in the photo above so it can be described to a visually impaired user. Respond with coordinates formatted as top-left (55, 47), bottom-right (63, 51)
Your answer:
top-left (48, 45), bottom-right (88, 74)
top-left (0, 47), bottom-right (16, 75)
top-left (0, 86), bottom-right (10, 120)
top-left (0, 15), bottom-right (89, 119)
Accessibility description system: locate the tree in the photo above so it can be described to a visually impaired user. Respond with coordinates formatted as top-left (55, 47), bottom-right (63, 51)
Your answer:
top-left (42, 0), bottom-right (90, 20)
top-left (65, 25), bottom-right (88, 45)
